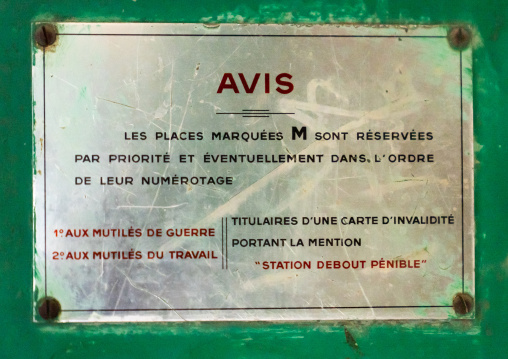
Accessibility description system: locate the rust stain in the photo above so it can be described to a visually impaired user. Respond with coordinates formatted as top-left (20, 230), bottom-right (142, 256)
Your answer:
top-left (34, 24), bottom-right (59, 53)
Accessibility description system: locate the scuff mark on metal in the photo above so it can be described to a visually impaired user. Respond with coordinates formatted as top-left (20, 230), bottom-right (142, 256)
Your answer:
top-left (96, 97), bottom-right (136, 109)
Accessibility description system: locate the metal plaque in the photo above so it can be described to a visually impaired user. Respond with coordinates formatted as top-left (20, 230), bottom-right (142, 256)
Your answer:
top-left (33, 23), bottom-right (474, 322)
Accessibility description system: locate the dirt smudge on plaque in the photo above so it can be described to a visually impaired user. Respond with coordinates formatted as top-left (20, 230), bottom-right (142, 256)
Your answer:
top-left (490, 17), bottom-right (504, 41)
top-left (502, 254), bottom-right (508, 275)
top-left (344, 327), bottom-right (361, 354)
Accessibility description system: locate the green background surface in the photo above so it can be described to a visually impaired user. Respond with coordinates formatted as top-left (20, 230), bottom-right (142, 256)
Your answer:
top-left (1, 0), bottom-right (507, 358)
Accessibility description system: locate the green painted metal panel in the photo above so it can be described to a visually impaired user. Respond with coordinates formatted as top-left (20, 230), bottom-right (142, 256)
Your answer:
top-left (0, 0), bottom-right (507, 357)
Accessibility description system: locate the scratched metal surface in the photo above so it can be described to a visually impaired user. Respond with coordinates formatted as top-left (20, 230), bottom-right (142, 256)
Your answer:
top-left (33, 23), bottom-right (473, 322)
top-left (0, 0), bottom-right (506, 357)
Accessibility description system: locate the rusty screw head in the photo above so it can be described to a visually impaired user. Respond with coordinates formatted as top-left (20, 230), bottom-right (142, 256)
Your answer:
top-left (448, 26), bottom-right (472, 50)
top-left (34, 24), bottom-right (57, 47)
top-left (452, 293), bottom-right (474, 315)
top-left (38, 297), bottom-right (61, 320)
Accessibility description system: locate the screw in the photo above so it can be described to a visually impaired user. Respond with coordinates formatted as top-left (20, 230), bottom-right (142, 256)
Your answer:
top-left (35, 24), bottom-right (57, 47)
top-left (452, 293), bottom-right (474, 315)
top-left (447, 26), bottom-right (472, 50)
top-left (38, 297), bottom-right (61, 320)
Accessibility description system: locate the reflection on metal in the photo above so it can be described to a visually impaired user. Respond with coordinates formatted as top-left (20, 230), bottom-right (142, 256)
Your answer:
top-left (32, 23), bottom-right (474, 322)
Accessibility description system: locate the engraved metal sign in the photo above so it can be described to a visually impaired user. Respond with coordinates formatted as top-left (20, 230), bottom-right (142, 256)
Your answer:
top-left (33, 23), bottom-right (474, 322)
